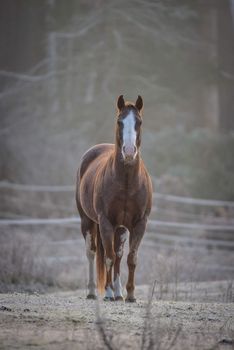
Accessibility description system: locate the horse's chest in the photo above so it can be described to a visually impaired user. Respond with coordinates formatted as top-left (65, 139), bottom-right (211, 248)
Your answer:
top-left (108, 192), bottom-right (143, 225)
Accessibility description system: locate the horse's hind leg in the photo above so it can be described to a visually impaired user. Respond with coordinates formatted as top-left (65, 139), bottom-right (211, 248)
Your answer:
top-left (80, 213), bottom-right (97, 299)
top-left (86, 223), bottom-right (97, 299)
top-left (113, 226), bottom-right (128, 301)
top-left (76, 177), bottom-right (97, 298)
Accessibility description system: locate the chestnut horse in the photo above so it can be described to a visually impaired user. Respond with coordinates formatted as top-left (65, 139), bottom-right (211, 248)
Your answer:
top-left (76, 95), bottom-right (152, 302)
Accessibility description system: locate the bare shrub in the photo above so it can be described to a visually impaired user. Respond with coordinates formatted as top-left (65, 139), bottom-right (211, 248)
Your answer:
top-left (141, 281), bottom-right (157, 350)
top-left (0, 231), bottom-right (58, 292)
top-left (95, 302), bottom-right (116, 350)
top-left (94, 283), bottom-right (183, 350)
top-left (152, 249), bottom-right (197, 301)
top-left (222, 281), bottom-right (233, 303)
top-left (140, 282), bottom-right (183, 350)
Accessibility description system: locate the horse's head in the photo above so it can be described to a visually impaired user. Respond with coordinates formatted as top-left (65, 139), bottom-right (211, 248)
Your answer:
top-left (116, 95), bottom-right (143, 164)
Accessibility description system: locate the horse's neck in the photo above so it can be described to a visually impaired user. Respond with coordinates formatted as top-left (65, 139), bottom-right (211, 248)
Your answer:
top-left (112, 149), bottom-right (141, 183)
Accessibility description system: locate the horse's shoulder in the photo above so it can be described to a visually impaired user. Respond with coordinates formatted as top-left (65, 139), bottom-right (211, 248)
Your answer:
top-left (140, 160), bottom-right (151, 181)
top-left (139, 161), bottom-right (153, 201)
top-left (79, 144), bottom-right (114, 178)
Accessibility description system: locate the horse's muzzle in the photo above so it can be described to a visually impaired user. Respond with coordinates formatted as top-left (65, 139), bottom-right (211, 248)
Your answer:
top-left (122, 145), bottom-right (137, 162)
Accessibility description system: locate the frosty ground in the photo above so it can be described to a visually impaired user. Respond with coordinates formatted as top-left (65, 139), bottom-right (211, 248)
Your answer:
top-left (0, 281), bottom-right (233, 350)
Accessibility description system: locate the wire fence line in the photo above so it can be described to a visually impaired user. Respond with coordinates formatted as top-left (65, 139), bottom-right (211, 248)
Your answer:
top-left (153, 193), bottom-right (234, 208)
top-left (1, 181), bottom-right (234, 207)
top-left (1, 182), bottom-right (233, 253)
top-left (0, 234), bottom-right (232, 253)
top-left (151, 206), bottom-right (234, 224)
top-left (2, 235), bottom-right (234, 255)
top-left (0, 217), bottom-right (233, 233)
top-left (148, 220), bottom-right (234, 232)
top-left (0, 217), bottom-right (80, 226)
top-left (0, 181), bottom-right (74, 192)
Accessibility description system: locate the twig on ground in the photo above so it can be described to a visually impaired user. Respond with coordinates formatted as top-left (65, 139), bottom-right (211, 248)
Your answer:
top-left (141, 280), bottom-right (157, 350)
top-left (95, 300), bottom-right (116, 350)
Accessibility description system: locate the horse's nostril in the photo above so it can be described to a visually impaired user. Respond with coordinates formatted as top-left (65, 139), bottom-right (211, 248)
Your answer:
top-left (122, 145), bottom-right (137, 157)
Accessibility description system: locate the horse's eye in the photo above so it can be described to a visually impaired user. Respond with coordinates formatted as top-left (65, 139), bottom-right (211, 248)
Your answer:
top-left (136, 119), bottom-right (142, 127)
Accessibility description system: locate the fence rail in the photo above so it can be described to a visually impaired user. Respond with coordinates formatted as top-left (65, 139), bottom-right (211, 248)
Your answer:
top-left (1, 181), bottom-right (234, 254)
top-left (1, 180), bottom-right (234, 207)
top-left (0, 217), bottom-right (233, 234)
top-left (0, 181), bottom-right (74, 192)
top-left (0, 217), bottom-right (80, 226)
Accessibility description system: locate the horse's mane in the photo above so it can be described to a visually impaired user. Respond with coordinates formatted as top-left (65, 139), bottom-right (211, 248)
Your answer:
top-left (124, 102), bottom-right (137, 109)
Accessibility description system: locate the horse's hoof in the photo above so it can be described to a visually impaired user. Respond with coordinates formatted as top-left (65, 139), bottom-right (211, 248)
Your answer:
top-left (115, 296), bottom-right (124, 301)
top-left (125, 297), bottom-right (136, 303)
top-left (87, 294), bottom-right (97, 300)
top-left (103, 296), bottom-right (115, 302)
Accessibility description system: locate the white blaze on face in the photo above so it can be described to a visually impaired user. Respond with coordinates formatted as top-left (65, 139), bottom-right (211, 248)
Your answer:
top-left (122, 111), bottom-right (137, 160)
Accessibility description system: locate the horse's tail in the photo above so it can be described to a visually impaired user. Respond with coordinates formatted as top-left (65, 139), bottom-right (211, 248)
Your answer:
top-left (96, 225), bottom-right (106, 294)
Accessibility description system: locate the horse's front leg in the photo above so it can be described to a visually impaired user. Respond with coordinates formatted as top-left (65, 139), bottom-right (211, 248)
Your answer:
top-left (99, 214), bottom-right (116, 301)
top-left (113, 226), bottom-right (128, 301)
top-left (126, 217), bottom-right (147, 302)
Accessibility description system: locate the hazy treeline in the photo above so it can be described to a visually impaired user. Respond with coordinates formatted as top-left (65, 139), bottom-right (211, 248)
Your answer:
top-left (0, 0), bottom-right (234, 200)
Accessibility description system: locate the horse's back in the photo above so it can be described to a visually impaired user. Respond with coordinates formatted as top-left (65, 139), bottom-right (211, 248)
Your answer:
top-left (79, 143), bottom-right (114, 179)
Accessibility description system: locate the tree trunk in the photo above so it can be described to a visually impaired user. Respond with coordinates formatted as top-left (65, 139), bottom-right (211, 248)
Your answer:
top-left (217, 0), bottom-right (234, 131)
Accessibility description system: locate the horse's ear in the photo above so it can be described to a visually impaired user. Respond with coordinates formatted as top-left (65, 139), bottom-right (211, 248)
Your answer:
top-left (117, 95), bottom-right (125, 111)
top-left (135, 95), bottom-right (143, 113)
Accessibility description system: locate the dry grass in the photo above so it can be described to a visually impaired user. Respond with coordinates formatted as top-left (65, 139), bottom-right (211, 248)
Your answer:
top-left (0, 224), bottom-right (233, 302)
top-left (0, 286), bottom-right (233, 350)
top-left (93, 283), bottom-right (234, 350)
top-left (0, 232), bottom-right (58, 292)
